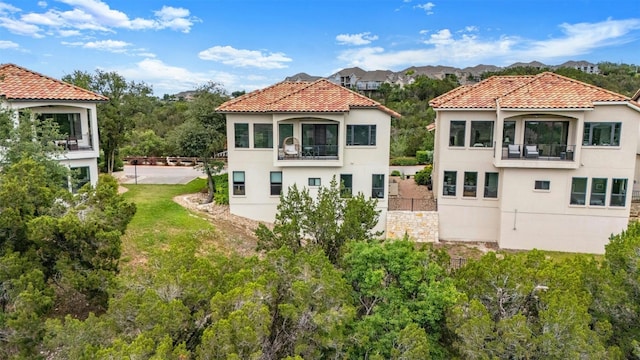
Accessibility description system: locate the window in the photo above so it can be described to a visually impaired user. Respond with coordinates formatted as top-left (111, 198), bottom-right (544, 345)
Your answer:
top-left (308, 178), bottom-right (321, 186)
top-left (470, 121), bottom-right (494, 147)
top-left (449, 121), bottom-right (466, 147)
top-left (254, 124), bottom-right (273, 148)
top-left (534, 180), bottom-right (550, 190)
top-left (590, 178), bottom-right (607, 206)
top-left (372, 174), bottom-right (385, 198)
top-left (503, 121), bottom-right (515, 145)
top-left (270, 171), bottom-right (282, 196)
top-left (232, 171), bottom-right (245, 195)
top-left (234, 123), bottom-right (249, 148)
top-left (463, 172), bottom-right (477, 197)
top-left (347, 125), bottom-right (376, 146)
top-left (524, 120), bottom-right (569, 157)
top-left (71, 166), bottom-right (90, 193)
top-left (302, 123), bottom-right (339, 156)
top-left (38, 113), bottom-right (82, 139)
top-left (340, 174), bottom-right (352, 198)
top-left (610, 178), bottom-right (627, 207)
top-left (583, 122), bottom-right (621, 146)
top-left (279, 123), bottom-right (293, 149)
top-left (570, 177), bottom-right (587, 205)
top-left (443, 171), bottom-right (457, 196)
top-left (484, 172), bottom-right (498, 198)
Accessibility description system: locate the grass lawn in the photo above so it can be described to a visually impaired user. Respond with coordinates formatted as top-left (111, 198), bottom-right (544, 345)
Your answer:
top-left (118, 178), bottom-right (228, 274)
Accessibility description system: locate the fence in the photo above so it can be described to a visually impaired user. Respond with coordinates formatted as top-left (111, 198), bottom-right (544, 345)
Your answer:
top-left (449, 257), bottom-right (467, 270)
top-left (388, 197), bottom-right (433, 211)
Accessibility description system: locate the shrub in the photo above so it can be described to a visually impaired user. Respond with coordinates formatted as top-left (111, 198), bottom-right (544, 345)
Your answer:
top-left (213, 173), bottom-right (229, 205)
top-left (414, 165), bottom-right (433, 186)
top-left (391, 170), bottom-right (402, 177)
top-left (416, 150), bottom-right (433, 164)
top-left (389, 157), bottom-right (418, 166)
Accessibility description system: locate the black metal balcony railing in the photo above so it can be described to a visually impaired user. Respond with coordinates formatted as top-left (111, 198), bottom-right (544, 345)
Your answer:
top-left (279, 144), bottom-right (339, 160)
top-left (501, 144), bottom-right (576, 161)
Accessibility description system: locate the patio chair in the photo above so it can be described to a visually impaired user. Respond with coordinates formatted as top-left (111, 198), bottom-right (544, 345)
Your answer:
top-left (282, 136), bottom-right (300, 158)
top-left (507, 144), bottom-right (520, 158)
top-left (524, 144), bottom-right (539, 159)
top-left (66, 137), bottom-right (79, 150)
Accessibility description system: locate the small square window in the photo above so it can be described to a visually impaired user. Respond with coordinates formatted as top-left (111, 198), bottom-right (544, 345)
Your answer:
top-left (308, 178), bottom-right (321, 186)
top-left (534, 180), bottom-right (550, 190)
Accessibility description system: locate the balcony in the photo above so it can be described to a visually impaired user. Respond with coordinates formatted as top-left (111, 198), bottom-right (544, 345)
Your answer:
top-left (278, 144), bottom-right (339, 161)
top-left (495, 143), bottom-right (578, 169)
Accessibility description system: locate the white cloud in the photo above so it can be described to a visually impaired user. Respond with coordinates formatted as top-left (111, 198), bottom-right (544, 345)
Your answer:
top-left (415, 2), bottom-right (435, 14)
top-left (0, 39), bottom-right (19, 49)
top-left (57, 29), bottom-right (80, 37)
top-left (338, 18), bottom-right (640, 69)
top-left (199, 45), bottom-right (292, 69)
top-left (0, 16), bottom-right (43, 37)
top-left (0, 2), bottom-right (20, 14)
top-left (336, 32), bottom-right (379, 46)
top-left (62, 39), bottom-right (131, 53)
top-left (37, 1), bottom-right (47, 7)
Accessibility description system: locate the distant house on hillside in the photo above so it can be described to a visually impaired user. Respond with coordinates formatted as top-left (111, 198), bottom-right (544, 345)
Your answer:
top-left (284, 72), bottom-right (323, 82)
top-left (356, 70), bottom-right (393, 91)
top-left (557, 60), bottom-right (600, 74)
top-left (328, 67), bottom-right (367, 88)
top-left (430, 71), bottom-right (640, 254)
top-left (216, 79), bottom-right (400, 233)
top-left (0, 63), bottom-right (107, 191)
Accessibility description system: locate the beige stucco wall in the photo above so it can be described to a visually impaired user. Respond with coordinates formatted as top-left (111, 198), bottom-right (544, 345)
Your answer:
top-left (433, 103), bottom-right (640, 253)
top-left (225, 108), bottom-right (391, 234)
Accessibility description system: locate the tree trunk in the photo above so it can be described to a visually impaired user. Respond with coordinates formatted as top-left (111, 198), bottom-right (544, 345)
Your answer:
top-left (205, 165), bottom-right (214, 203)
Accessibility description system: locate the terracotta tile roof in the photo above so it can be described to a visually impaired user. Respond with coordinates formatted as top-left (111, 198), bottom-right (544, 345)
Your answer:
top-left (430, 72), bottom-right (632, 110)
top-left (0, 63), bottom-right (108, 102)
top-left (216, 79), bottom-right (401, 118)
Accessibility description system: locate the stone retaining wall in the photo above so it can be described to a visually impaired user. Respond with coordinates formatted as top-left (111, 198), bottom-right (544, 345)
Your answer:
top-left (386, 211), bottom-right (438, 242)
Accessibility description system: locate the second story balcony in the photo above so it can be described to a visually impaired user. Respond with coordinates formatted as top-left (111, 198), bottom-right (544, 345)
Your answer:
top-left (500, 143), bottom-right (576, 161)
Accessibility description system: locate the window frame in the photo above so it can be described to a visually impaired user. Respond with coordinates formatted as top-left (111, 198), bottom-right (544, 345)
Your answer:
top-left (570, 177), bottom-right (587, 205)
top-left (589, 178), bottom-right (607, 206)
top-left (70, 166), bottom-right (90, 193)
top-left (234, 123), bottom-right (249, 148)
top-left (583, 122), bottom-right (621, 146)
top-left (372, 174), bottom-right (385, 199)
top-left (449, 121), bottom-right (466, 147)
top-left (270, 171), bottom-right (282, 196)
top-left (340, 174), bottom-right (353, 198)
top-left (308, 178), bottom-right (321, 187)
top-left (443, 171), bottom-right (457, 196)
top-left (470, 121), bottom-right (494, 148)
top-left (484, 172), bottom-right (498, 198)
top-left (610, 178), bottom-right (627, 207)
top-left (232, 171), bottom-right (246, 195)
top-left (463, 172), bottom-right (478, 197)
top-left (534, 180), bottom-right (551, 191)
top-left (253, 123), bottom-right (273, 148)
top-left (346, 124), bottom-right (376, 146)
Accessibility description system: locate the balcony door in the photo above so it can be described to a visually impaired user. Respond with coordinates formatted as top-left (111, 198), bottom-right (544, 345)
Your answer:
top-left (302, 123), bottom-right (338, 156)
top-left (524, 120), bottom-right (569, 157)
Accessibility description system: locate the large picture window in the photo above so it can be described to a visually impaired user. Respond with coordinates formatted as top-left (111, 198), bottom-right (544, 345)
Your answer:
top-left (590, 178), bottom-right (607, 206)
top-left (570, 177), bottom-right (587, 205)
top-left (232, 171), bottom-right (245, 195)
top-left (302, 123), bottom-right (339, 156)
top-left (449, 121), bottom-right (466, 147)
top-left (254, 124), bottom-right (273, 148)
top-left (443, 171), bottom-right (457, 196)
top-left (470, 121), bottom-right (494, 147)
top-left (38, 113), bottom-right (82, 139)
top-left (583, 122), bottom-right (621, 146)
top-left (346, 125), bottom-right (376, 146)
top-left (234, 123), bottom-right (249, 148)
top-left (372, 174), bottom-right (385, 199)
top-left (610, 178), bottom-right (627, 207)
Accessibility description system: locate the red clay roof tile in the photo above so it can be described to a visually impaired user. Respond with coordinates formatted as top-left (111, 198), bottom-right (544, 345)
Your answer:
top-left (217, 79), bottom-right (401, 118)
top-left (0, 63), bottom-right (108, 102)
top-left (430, 72), bottom-right (631, 110)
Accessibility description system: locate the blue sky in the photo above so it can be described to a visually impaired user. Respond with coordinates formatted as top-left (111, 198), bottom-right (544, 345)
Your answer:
top-left (2, 0), bottom-right (640, 96)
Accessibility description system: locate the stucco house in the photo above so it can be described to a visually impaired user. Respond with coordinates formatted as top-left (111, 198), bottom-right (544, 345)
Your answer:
top-left (430, 72), bottom-right (640, 254)
top-left (0, 63), bottom-right (107, 190)
top-left (216, 79), bottom-right (400, 233)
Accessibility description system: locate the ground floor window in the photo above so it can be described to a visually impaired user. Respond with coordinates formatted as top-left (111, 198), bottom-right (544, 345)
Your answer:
top-left (372, 174), bottom-right (385, 198)
top-left (270, 171), bottom-right (282, 196)
top-left (443, 171), bottom-right (457, 196)
top-left (71, 166), bottom-right (90, 193)
top-left (308, 178), bottom-right (321, 186)
top-left (590, 178), bottom-right (607, 206)
top-left (534, 180), bottom-right (550, 191)
top-left (463, 172), bottom-right (477, 197)
top-left (610, 178), bottom-right (627, 206)
top-left (233, 171), bottom-right (245, 195)
top-left (340, 174), bottom-right (352, 198)
top-left (570, 177), bottom-right (587, 205)
top-left (484, 172), bottom-right (498, 198)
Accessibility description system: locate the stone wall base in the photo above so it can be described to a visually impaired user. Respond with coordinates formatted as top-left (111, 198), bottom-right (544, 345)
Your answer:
top-left (386, 211), bottom-right (438, 242)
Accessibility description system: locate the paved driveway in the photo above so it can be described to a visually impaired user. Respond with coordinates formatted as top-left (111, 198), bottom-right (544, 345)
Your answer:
top-left (115, 165), bottom-right (207, 184)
